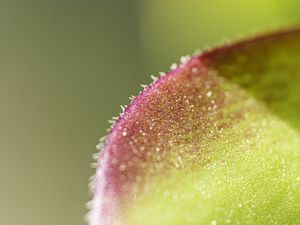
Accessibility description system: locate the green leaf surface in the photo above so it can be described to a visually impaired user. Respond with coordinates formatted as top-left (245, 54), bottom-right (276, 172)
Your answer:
top-left (89, 28), bottom-right (300, 225)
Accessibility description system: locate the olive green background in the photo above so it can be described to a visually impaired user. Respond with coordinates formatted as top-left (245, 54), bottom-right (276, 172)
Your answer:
top-left (0, 1), bottom-right (299, 225)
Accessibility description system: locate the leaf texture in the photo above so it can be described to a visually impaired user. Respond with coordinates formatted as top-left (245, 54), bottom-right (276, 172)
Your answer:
top-left (89, 28), bottom-right (300, 225)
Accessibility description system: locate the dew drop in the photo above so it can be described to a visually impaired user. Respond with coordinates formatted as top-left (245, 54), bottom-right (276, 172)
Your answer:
top-left (150, 74), bottom-right (158, 81)
top-left (119, 163), bottom-right (127, 171)
top-left (159, 72), bottom-right (166, 77)
top-left (96, 143), bottom-right (102, 150)
top-left (170, 63), bottom-right (177, 70)
top-left (180, 55), bottom-right (190, 64)
top-left (192, 68), bottom-right (198, 73)
top-left (211, 220), bottom-right (218, 225)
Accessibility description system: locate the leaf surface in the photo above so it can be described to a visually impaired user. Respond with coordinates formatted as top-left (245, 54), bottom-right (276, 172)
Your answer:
top-left (89, 28), bottom-right (300, 225)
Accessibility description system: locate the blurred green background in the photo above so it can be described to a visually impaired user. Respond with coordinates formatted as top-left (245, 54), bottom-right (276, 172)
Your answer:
top-left (0, 1), bottom-right (299, 225)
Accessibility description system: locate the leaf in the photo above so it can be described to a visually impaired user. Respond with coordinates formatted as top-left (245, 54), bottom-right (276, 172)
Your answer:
top-left (88, 28), bottom-right (300, 225)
